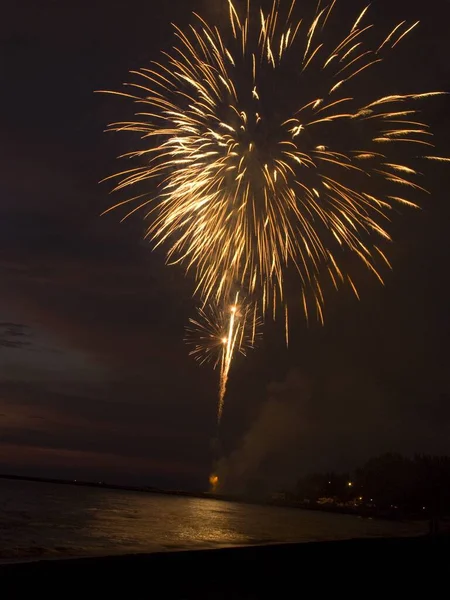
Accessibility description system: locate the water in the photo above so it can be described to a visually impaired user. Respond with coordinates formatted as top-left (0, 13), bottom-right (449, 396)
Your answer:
top-left (0, 478), bottom-right (425, 561)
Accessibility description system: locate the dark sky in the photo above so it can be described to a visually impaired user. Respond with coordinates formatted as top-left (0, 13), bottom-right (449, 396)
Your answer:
top-left (0, 0), bottom-right (449, 490)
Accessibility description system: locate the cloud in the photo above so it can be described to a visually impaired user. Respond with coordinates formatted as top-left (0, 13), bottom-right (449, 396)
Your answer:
top-left (0, 378), bottom-right (211, 487)
top-left (0, 322), bottom-right (31, 348)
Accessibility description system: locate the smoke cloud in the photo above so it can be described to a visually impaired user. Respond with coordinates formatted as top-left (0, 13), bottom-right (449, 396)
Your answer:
top-left (217, 370), bottom-right (311, 496)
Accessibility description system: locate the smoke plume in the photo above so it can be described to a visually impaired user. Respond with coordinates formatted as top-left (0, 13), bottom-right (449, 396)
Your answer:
top-left (217, 370), bottom-right (311, 496)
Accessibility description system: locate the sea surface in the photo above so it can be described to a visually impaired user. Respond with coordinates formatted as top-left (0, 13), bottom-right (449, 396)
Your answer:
top-left (0, 478), bottom-right (426, 561)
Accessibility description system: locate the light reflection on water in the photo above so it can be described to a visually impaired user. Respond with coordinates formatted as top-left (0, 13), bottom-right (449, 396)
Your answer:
top-left (0, 479), bottom-right (425, 560)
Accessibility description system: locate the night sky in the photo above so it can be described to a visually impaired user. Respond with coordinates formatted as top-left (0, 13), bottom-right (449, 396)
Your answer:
top-left (1, 0), bottom-right (449, 491)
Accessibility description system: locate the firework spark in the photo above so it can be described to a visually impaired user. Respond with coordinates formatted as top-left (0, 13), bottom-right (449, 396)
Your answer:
top-left (102, 0), bottom-right (446, 333)
top-left (102, 0), bottom-right (447, 420)
top-left (185, 293), bottom-right (260, 420)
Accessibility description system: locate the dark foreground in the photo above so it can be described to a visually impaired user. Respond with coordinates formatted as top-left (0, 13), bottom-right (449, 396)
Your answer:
top-left (1, 535), bottom-right (448, 598)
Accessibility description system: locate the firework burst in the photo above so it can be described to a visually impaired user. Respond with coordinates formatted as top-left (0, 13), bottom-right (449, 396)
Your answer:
top-left (102, 0), bottom-right (446, 334)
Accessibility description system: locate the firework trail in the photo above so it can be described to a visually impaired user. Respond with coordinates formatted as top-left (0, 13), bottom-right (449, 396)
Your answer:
top-left (185, 293), bottom-right (261, 421)
top-left (102, 0), bottom-right (447, 335)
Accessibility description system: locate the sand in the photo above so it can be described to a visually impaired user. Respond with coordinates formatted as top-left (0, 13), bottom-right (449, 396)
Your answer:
top-left (1, 535), bottom-right (448, 597)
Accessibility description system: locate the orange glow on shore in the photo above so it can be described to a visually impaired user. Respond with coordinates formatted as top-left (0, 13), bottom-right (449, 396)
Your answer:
top-left (209, 474), bottom-right (219, 492)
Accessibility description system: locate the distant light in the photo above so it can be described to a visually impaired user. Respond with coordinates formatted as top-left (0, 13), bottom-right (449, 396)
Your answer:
top-left (328, 481), bottom-right (331, 484)
top-left (347, 481), bottom-right (353, 487)
top-left (209, 474), bottom-right (219, 492)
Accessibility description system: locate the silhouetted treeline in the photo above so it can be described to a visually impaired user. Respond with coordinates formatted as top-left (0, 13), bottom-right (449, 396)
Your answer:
top-left (293, 453), bottom-right (450, 519)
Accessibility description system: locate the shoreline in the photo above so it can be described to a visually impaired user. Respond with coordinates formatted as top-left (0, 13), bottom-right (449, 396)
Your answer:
top-left (0, 473), bottom-right (431, 522)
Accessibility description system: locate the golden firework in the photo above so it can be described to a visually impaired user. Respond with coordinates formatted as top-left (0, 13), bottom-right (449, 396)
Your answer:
top-left (101, 0), bottom-right (447, 339)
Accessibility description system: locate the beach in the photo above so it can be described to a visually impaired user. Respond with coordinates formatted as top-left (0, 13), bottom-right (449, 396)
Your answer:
top-left (1, 535), bottom-right (448, 597)
top-left (2, 478), bottom-right (446, 597)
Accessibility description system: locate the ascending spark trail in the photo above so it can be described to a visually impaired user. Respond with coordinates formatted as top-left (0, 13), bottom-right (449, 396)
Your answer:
top-left (219, 297), bottom-right (239, 422)
top-left (185, 293), bottom-right (260, 421)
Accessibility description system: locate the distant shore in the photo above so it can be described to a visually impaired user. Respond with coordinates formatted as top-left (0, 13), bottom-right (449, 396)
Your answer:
top-left (1, 535), bottom-right (449, 596)
top-left (0, 472), bottom-right (207, 498)
top-left (0, 473), bottom-right (432, 522)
